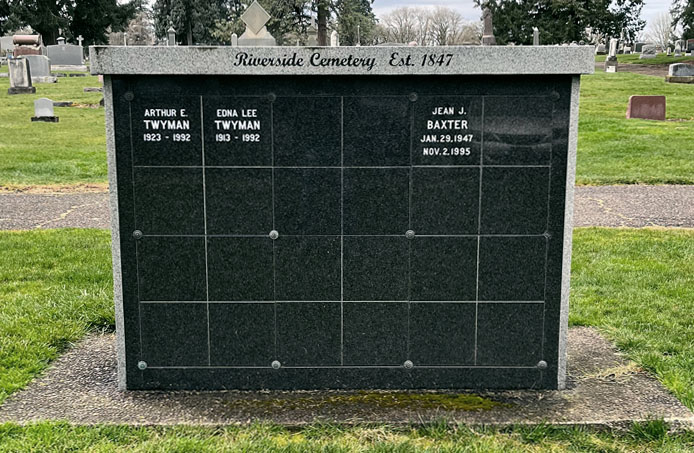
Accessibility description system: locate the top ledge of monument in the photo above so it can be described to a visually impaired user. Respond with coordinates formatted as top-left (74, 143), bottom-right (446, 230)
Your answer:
top-left (89, 45), bottom-right (595, 76)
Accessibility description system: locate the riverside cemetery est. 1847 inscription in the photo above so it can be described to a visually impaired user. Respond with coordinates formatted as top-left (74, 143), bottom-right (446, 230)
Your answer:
top-left (95, 46), bottom-right (593, 391)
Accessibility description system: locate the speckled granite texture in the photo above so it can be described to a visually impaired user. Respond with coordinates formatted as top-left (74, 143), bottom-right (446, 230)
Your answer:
top-left (90, 46), bottom-right (595, 76)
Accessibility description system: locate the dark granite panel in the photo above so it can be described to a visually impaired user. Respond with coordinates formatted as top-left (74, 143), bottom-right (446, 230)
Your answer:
top-left (476, 302), bottom-right (544, 366)
top-left (409, 302), bottom-right (476, 365)
top-left (130, 96), bottom-right (202, 166)
top-left (343, 96), bottom-right (410, 166)
top-left (411, 167), bottom-right (479, 235)
top-left (343, 237), bottom-right (408, 301)
top-left (411, 237), bottom-right (477, 301)
top-left (275, 168), bottom-right (341, 235)
top-left (136, 366), bottom-right (544, 390)
top-left (483, 97), bottom-right (553, 165)
top-left (140, 303), bottom-right (208, 366)
top-left (205, 168), bottom-right (272, 235)
top-left (207, 238), bottom-right (273, 301)
top-left (209, 303), bottom-right (274, 366)
top-left (480, 167), bottom-right (549, 234)
top-left (478, 236), bottom-right (546, 301)
top-left (133, 167), bottom-right (204, 235)
top-left (343, 302), bottom-right (408, 366)
top-left (412, 96), bottom-right (482, 165)
top-left (277, 302), bottom-right (341, 366)
top-left (273, 96), bottom-right (341, 166)
top-left (137, 237), bottom-right (206, 301)
top-left (343, 168), bottom-right (409, 235)
top-left (203, 96), bottom-right (271, 166)
top-left (275, 236), bottom-right (341, 301)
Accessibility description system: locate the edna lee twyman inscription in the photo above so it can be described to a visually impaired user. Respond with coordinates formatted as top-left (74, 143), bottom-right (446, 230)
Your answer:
top-left (92, 46), bottom-right (593, 391)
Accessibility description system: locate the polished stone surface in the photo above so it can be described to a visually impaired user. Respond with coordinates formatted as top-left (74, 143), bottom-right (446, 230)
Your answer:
top-left (106, 74), bottom-right (577, 390)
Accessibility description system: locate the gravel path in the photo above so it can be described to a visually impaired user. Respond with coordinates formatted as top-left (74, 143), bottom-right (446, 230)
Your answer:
top-left (0, 185), bottom-right (692, 230)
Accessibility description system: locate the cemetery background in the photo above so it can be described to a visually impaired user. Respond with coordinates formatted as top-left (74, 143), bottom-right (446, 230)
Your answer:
top-left (0, 5), bottom-right (694, 451)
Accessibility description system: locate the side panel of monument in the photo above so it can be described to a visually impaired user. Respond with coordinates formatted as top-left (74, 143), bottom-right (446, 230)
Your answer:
top-left (92, 46), bottom-right (593, 391)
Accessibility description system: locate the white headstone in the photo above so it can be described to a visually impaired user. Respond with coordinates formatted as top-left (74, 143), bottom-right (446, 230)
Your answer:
top-left (674, 40), bottom-right (682, 57)
top-left (667, 47), bottom-right (672, 56)
top-left (238, 1), bottom-right (276, 46)
top-left (231, 33), bottom-right (238, 46)
top-left (330, 30), bottom-right (339, 47)
top-left (123, 32), bottom-right (128, 46)
top-left (77, 35), bottom-right (84, 47)
top-left (34, 98), bottom-right (54, 117)
top-left (167, 27), bottom-right (176, 46)
top-left (608, 38), bottom-right (618, 58)
top-left (532, 27), bottom-right (539, 46)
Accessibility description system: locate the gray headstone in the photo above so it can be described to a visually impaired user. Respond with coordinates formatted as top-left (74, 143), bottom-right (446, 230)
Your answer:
top-left (32, 97), bottom-right (59, 122)
top-left (231, 33), bottom-right (238, 47)
top-left (532, 27), bottom-right (539, 46)
top-left (634, 42), bottom-right (646, 52)
top-left (46, 42), bottom-right (84, 66)
top-left (330, 30), bottom-right (339, 47)
top-left (666, 47), bottom-right (672, 56)
top-left (668, 63), bottom-right (694, 77)
top-left (168, 27), bottom-right (176, 46)
top-left (7, 57), bottom-right (36, 94)
top-left (23, 54), bottom-right (56, 82)
top-left (57, 37), bottom-right (66, 45)
top-left (595, 43), bottom-right (606, 55)
top-left (624, 46), bottom-right (631, 54)
top-left (238, 1), bottom-right (276, 46)
top-left (481, 8), bottom-right (496, 45)
top-left (640, 44), bottom-right (657, 59)
top-left (674, 40), bottom-right (682, 57)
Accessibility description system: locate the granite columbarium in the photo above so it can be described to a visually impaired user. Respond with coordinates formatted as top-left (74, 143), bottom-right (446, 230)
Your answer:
top-left (91, 44), bottom-right (594, 391)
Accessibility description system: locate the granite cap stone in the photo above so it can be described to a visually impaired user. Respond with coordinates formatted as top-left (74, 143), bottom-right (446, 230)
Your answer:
top-left (90, 46), bottom-right (595, 75)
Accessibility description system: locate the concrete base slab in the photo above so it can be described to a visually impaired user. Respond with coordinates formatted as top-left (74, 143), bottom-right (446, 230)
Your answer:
top-left (52, 65), bottom-right (88, 72)
top-left (7, 86), bottom-right (36, 95)
top-left (666, 75), bottom-right (694, 83)
top-left (0, 327), bottom-right (692, 428)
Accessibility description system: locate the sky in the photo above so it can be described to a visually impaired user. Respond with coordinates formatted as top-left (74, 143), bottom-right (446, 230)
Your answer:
top-left (371, 0), bottom-right (674, 29)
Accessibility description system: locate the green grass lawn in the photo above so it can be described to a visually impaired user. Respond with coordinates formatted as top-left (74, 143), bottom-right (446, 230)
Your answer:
top-left (0, 68), bottom-right (693, 188)
top-left (595, 53), bottom-right (694, 64)
top-left (0, 74), bottom-right (107, 188)
top-left (577, 71), bottom-right (694, 184)
top-left (1, 420), bottom-right (693, 452)
top-left (0, 228), bottom-right (692, 450)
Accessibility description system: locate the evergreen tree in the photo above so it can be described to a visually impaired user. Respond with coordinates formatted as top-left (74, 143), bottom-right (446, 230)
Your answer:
top-left (672, 0), bottom-right (694, 39)
top-left (335, 0), bottom-right (376, 45)
top-left (475, 0), bottom-right (645, 45)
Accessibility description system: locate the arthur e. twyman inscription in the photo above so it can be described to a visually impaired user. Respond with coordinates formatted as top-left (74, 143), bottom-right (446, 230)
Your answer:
top-left (92, 46), bottom-right (593, 391)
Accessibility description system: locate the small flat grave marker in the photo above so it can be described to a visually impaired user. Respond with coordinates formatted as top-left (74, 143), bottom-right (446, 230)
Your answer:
top-left (626, 95), bottom-right (666, 120)
top-left (32, 98), bottom-right (59, 122)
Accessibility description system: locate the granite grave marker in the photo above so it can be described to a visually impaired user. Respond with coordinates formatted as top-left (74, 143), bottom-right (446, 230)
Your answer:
top-left (7, 57), bottom-right (36, 94)
top-left (91, 45), bottom-right (593, 391)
